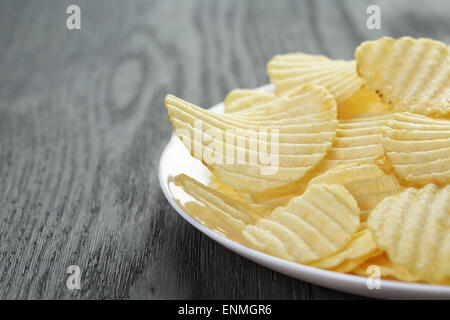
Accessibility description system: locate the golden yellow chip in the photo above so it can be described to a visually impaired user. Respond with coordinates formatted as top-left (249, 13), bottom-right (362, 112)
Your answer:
top-left (355, 37), bottom-right (450, 117)
top-left (165, 84), bottom-right (337, 193)
top-left (368, 184), bottom-right (450, 284)
top-left (383, 112), bottom-right (450, 187)
top-left (174, 174), bottom-right (262, 229)
top-left (308, 164), bottom-right (403, 221)
top-left (309, 229), bottom-right (380, 270)
top-left (331, 250), bottom-right (382, 273)
top-left (209, 174), bottom-right (299, 213)
top-left (267, 53), bottom-right (365, 104)
top-left (242, 184), bottom-right (360, 264)
top-left (352, 253), bottom-right (423, 283)
top-left (224, 89), bottom-right (276, 113)
top-left (319, 113), bottom-right (392, 171)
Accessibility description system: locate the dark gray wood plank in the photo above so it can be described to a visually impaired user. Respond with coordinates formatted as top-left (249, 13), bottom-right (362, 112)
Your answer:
top-left (0, 0), bottom-right (448, 299)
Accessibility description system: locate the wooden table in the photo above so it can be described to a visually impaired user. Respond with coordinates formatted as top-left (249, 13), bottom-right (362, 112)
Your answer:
top-left (1, 0), bottom-right (449, 299)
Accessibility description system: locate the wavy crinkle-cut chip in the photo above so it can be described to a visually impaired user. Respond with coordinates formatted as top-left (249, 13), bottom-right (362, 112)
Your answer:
top-left (319, 113), bottom-right (392, 171)
top-left (368, 184), bottom-right (450, 284)
top-left (165, 84), bottom-right (337, 193)
top-left (224, 89), bottom-right (276, 113)
top-left (308, 164), bottom-right (404, 221)
top-left (352, 253), bottom-right (424, 283)
top-left (242, 184), bottom-right (360, 264)
top-left (383, 112), bottom-right (450, 186)
top-left (267, 53), bottom-right (365, 104)
top-left (174, 174), bottom-right (262, 229)
top-left (209, 174), bottom-right (298, 214)
top-left (331, 250), bottom-right (383, 273)
top-left (355, 37), bottom-right (450, 117)
top-left (309, 229), bottom-right (380, 271)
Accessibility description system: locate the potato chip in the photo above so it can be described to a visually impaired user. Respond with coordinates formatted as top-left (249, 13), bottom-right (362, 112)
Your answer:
top-left (243, 226), bottom-right (294, 261)
top-left (174, 174), bottom-right (262, 229)
top-left (368, 184), bottom-right (450, 284)
top-left (383, 112), bottom-right (450, 186)
top-left (267, 53), bottom-right (365, 104)
top-left (165, 84), bottom-right (337, 193)
top-left (308, 164), bottom-right (403, 221)
top-left (209, 174), bottom-right (298, 213)
top-left (319, 113), bottom-right (392, 171)
top-left (224, 89), bottom-right (276, 113)
top-left (355, 37), bottom-right (450, 117)
top-left (331, 250), bottom-right (383, 273)
top-left (242, 184), bottom-right (360, 263)
top-left (352, 253), bottom-right (423, 283)
top-left (309, 229), bottom-right (380, 270)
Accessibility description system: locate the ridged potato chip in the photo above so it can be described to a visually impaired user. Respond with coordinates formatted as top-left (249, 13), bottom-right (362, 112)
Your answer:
top-left (209, 174), bottom-right (298, 213)
top-left (309, 229), bottom-right (380, 270)
top-left (165, 84), bottom-right (337, 193)
top-left (352, 253), bottom-right (423, 283)
top-left (224, 89), bottom-right (276, 113)
top-left (175, 174), bottom-right (262, 229)
top-left (309, 164), bottom-right (403, 221)
top-left (355, 37), bottom-right (450, 117)
top-left (267, 53), bottom-right (365, 104)
top-left (319, 113), bottom-right (392, 171)
top-left (383, 112), bottom-right (450, 186)
top-left (242, 184), bottom-right (360, 263)
top-left (368, 184), bottom-right (450, 284)
top-left (331, 250), bottom-right (383, 273)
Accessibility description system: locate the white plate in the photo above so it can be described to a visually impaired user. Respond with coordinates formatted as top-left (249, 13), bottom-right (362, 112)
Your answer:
top-left (159, 84), bottom-right (450, 299)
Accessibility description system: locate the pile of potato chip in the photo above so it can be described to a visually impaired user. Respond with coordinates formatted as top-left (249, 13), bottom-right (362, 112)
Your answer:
top-left (165, 37), bottom-right (450, 285)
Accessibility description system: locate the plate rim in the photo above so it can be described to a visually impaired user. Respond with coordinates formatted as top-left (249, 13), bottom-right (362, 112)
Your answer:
top-left (158, 84), bottom-right (450, 299)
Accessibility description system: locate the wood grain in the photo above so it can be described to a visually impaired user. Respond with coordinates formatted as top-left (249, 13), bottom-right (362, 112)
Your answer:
top-left (0, 0), bottom-right (449, 299)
